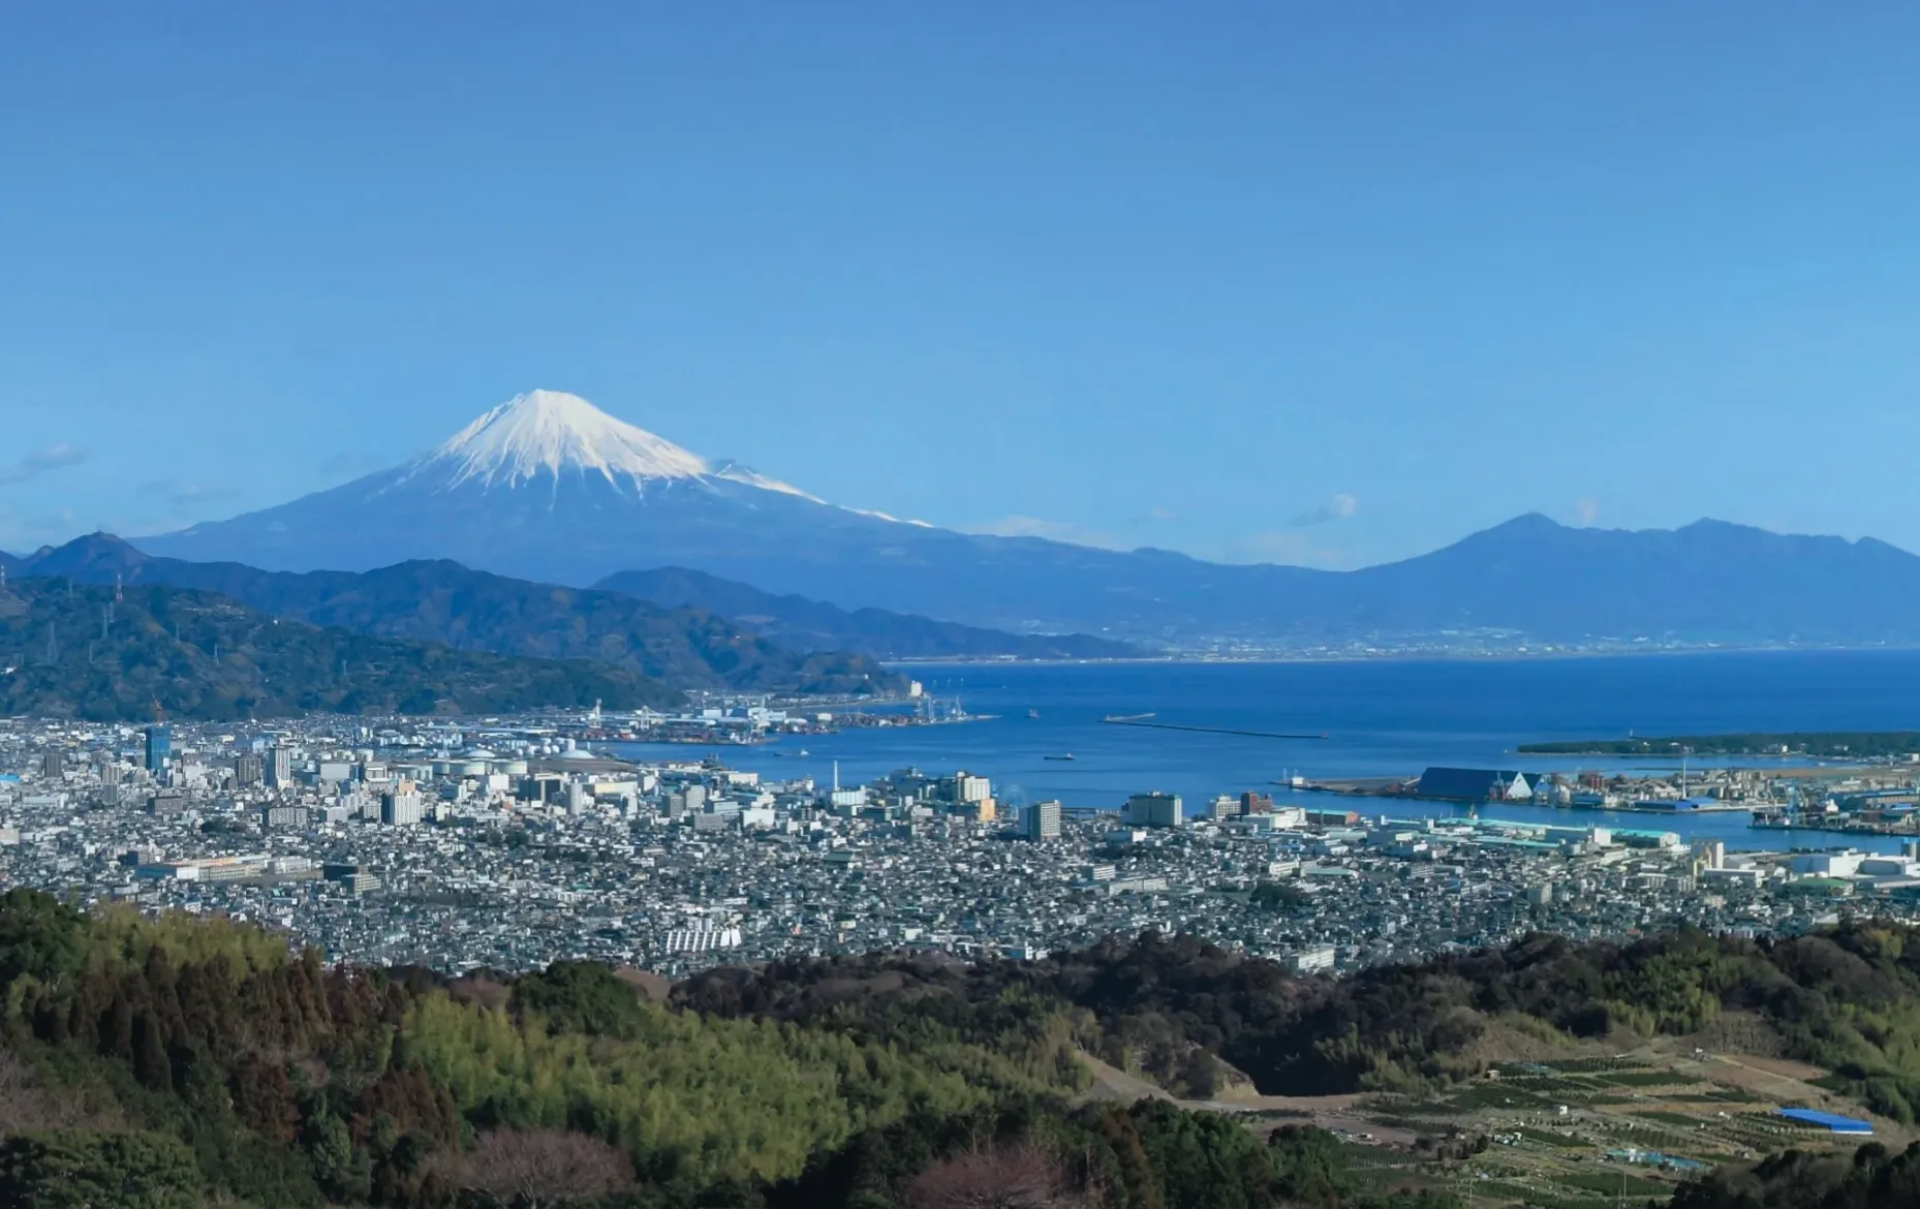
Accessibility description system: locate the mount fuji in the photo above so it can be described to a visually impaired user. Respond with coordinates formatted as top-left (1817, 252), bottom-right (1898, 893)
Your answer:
top-left (138, 389), bottom-right (1242, 635)
top-left (143, 390), bottom-right (926, 586)
top-left (135, 390), bottom-right (1920, 645)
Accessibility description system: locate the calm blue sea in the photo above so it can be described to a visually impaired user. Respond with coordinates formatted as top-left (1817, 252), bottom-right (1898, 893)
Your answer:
top-left (610, 651), bottom-right (1920, 854)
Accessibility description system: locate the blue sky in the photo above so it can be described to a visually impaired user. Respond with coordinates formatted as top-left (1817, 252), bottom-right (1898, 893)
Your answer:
top-left (3, 4), bottom-right (1917, 568)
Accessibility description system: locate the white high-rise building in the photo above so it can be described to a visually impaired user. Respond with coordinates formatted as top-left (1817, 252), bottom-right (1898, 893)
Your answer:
top-left (1123, 791), bottom-right (1182, 829)
top-left (381, 788), bottom-right (424, 826)
top-left (951, 772), bottom-right (991, 804)
top-left (1026, 799), bottom-right (1063, 841)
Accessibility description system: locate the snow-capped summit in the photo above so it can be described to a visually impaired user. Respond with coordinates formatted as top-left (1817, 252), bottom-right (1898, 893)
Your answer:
top-left (138, 386), bottom-right (942, 592)
top-left (414, 389), bottom-right (823, 503)
top-left (425, 390), bottom-right (711, 488)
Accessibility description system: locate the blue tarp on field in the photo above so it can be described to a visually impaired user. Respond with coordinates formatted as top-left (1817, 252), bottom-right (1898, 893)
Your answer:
top-left (1777, 1107), bottom-right (1873, 1134)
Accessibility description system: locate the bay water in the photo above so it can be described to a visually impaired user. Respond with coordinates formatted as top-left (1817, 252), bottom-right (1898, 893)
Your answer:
top-left (612, 650), bottom-right (1920, 853)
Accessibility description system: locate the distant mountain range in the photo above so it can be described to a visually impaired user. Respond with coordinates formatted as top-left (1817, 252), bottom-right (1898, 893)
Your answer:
top-left (0, 578), bottom-right (678, 721)
top-left (1301, 513), bottom-right (1920, 645)
top-left (8, 535), bottom-right (901, 697)
top-left (596, 566), bottom-right (1139, 660)
top-left (116, 390), bottom-right (1920, 646)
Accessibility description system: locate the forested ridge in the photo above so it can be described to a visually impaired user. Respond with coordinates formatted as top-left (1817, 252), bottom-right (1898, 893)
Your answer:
top-left (0, 578), bottom-right (682, 719)
top-left (1519, 731), bottom-right (1920, 758)
top-left (16, 534), bottom-right (903, 697)
top-left (10, 893), bottom-right (1920, 1206)
top-left (682, 924), bottom-right (1920, 1124)
top-left (0, 890), bottom-right (1459, 1208)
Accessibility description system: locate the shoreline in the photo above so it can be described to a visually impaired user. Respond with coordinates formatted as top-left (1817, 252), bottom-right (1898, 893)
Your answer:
top-left (884, 644), bottom-right (1920, 671)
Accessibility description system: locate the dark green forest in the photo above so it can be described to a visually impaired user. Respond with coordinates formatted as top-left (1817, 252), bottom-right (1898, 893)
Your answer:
top-left (16, 535), bottom-right (903, 696)
top-left (11, 893), bottom-right (1920, 1206)
top-left (680, 924), bottom-right (1920, 1122)
top-left (0, 890), bottom-right (1465, 1208)
top-left (1669, 1141), bottom-right (1920, 1209)
top-left (0, 578), bottom-right (682, 719)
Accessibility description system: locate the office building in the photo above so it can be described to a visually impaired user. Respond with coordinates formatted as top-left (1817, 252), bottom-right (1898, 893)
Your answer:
top-left (144, 725), bottom-right (171, 774)
top-left (147, 791), bottom-right (185, 816)
top-left (263, 805), bottom-right (310, 829)
top-left (381, 788), bottom-right (425, 826)
top-left (1123, 791), bottom-right (1183, 829)
top-left (666, 784), bottom-right (707, 818)
top-left (1025, 799), bottom-right (1062, 841)
top-left (1287, 944), bottom-right (1337, 974)
top-left (40, 750), bottom-right (62, 780)
top-left (948, 772), bottom-right (992, 805)
top-left (1240, 791), bottom-right (1273, 816)
top-left (234, 754), bottom-right (263, 787)
top-left (266, 745), bottom-right (294, 789)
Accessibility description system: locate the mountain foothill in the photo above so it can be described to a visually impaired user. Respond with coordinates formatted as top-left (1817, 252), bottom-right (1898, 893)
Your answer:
top-left (0, 528), bottom-right (1143, 720)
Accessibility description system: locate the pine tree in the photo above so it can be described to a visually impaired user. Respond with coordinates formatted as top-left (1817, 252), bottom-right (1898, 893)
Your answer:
top-left (133, 1010), bottom-right (171, 1090)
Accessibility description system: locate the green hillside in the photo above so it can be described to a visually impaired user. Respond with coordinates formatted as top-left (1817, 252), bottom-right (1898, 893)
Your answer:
top-left (20, 534), bottom-right (903, 697)
top-left (0, 891), bottom-right (1459, 1209)
top-left (0, 578), bottom-right (680, 719)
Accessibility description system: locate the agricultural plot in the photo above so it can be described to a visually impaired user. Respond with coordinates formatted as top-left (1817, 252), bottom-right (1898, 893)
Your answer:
top-left (1331, 1052), bottom-right (1904, 1208)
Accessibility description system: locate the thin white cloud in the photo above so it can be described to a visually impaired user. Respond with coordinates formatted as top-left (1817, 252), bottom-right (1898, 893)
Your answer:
top-left (0, 443), bottom-right (86, 486)
top-left (1573, 498), bottom-right (1600, 526)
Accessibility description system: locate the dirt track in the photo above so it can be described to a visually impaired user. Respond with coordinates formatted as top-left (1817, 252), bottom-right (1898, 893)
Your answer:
top-left (1074, 1052), bottom-right (1420, 1147)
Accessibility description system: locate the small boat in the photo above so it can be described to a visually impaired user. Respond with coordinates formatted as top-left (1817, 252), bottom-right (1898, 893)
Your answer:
top-left (1044, 753), bottom-right (1076, 762)
top-left (1027, 709), bottom-right (1041, 720)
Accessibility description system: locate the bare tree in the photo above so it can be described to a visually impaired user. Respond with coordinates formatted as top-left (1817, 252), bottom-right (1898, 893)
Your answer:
top-left (0, 1045), bottom-right (110, 1137)
top-left (904, 1143), bottom-right (1084, 1209)
top-left (448, 974), bottom-right (512, 1012)
top-left (454, 1128), bottom-right (634, 1209)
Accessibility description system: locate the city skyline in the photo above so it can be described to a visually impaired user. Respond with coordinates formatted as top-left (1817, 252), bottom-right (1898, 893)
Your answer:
top-left (5, 5), bottom-right (1920, 566)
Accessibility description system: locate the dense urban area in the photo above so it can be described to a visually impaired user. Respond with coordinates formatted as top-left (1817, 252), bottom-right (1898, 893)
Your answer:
top-left (6, 707), bottom-right (1920, 980)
